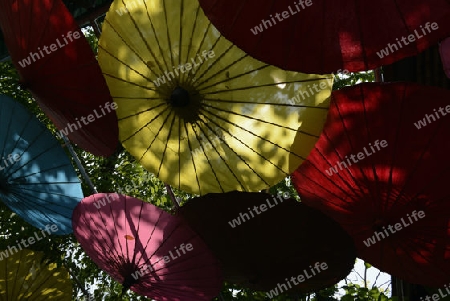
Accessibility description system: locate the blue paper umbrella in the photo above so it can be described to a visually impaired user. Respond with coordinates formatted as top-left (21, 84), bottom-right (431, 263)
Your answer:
top-left (0, 95), bottom-right (84, 234)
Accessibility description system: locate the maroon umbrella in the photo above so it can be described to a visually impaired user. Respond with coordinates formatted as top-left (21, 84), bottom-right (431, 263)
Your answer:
top-left (72, 193), bottom-right (223, 301)
top-left (0, 0), bottom-right (118, 157)
top-left (292, 82), bottom-right (450, 286)
top-left (177, 191), bottom-right (356, 293)
top-left (198, 0), bottom-right (450, 73)
top-left (440, 37), bottom-right (450, 78)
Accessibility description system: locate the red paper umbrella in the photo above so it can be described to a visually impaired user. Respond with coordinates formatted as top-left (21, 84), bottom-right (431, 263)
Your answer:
top-left (177, 191), bottom-right (356, 293)
top-left (198, 0), bottom-right (450, 73)
top-left (72, 193), bottom-right (222, 301)
top-left (292, 82), bottom-right (450, 286)
top-left (0, 0), bottom-right (118, 157)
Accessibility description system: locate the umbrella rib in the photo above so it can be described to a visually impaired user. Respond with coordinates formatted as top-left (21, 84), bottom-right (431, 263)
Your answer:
top-left (184, 6), bottom-right (216, 85)
top-left (0, 100), bottom-right (16, 161)
top-left (197, 108), bottom-right (296, 176)
top-left (128, 200), bottom-right (152, 270)
top-left (392, 120), bottom-right (447, 209)
top-left (5, 192), bottom-right (72, 226)
top-left (357, 87), bottom-right (384, 212)
top-left (200, 105), bottom-right (310, 160)
top-left (141, 1), bottom-right (172, 75)
top-left (99, 46), bottom-right (157, 91)
top-left (108, 3), bottom-right (166, 77)
top-left (190, 125), bottom-right (245, 191)
top-left (202, 101), bottom-right (322, 136)
top-left (199, 77), bottom-right (332, 95)
top-left (383, 85), bottom-right (408, 211)
top-left (120, 105), bottom-right (171, 143)
top-left (183, 122), bottom-right (203, 192)
top-left (296, 146), bottom-right (365, 207)
top-left (26, 265), bottom-right (60, 301)
top-left (327, 91), bottom-right (375, 201)
top-left (117, 102), bottom-right (167, 121)
top-left (181, 4), bottom-right (205, 85)
top-left (192, 36), bottom-right (241, 87)
top-left (154, 112), bottom-right (179, 182)
top-left (94, 200), bottom-right (129, 268)
top-left (0, 102), bottom-right (37, 177)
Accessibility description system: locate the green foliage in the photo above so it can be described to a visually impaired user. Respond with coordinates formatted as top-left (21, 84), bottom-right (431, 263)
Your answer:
top-left (0, 28), bottom-right (392, 301)
top-left (333, 70), bottom-right (375, 90)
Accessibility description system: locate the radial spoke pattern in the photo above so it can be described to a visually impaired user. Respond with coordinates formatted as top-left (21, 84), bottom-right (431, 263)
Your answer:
top-left (72, 193), bottom-right (222, 301)
top-left (0, 95), bottom-right (83, 235)
top-left (292, 82), bottom-right (450, 286)
top-left (99, 0), bottom-right (333, 195)
top-left (0, 249), bottom-right (72, 300)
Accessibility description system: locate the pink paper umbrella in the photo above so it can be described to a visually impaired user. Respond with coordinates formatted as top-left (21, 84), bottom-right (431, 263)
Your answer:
top-left (72, 193), bottom-right (222, 301)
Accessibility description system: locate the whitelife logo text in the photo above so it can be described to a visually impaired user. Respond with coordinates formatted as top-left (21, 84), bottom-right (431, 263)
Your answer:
top-left (56, 102), bottom-right (118, 138)
top-left (376, 22), bottom-right (439, 58)
top-left (228, 193), bottom-right (290, 228)
top-left (250, 0), bottom-right (313, 35)
top-left (18, 31), bottom-right (83, 68)
top-left (131, 243), bottom-right (193, 280)
top-left (414, 104), bottom-right (450, 129)
top-left (363, 210), bottom-right (425, 247)
top-left (266, 262), bottom-right (328, 298)
top-left (0, 152), bottom-right (21, 172)
top-left (419, 282), bottom-right (450, 301)
top-left (0, 224), bottom-right (59, 260)
top-left (153, 50), bottom-right (215, 87)
top-left (325, 139), bottom-right (388, 176)
top-left (288, 69), bottom-right (347, 105)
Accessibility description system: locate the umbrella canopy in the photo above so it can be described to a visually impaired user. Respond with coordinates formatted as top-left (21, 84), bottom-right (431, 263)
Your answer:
top-left (0, 249), bottom-right (72, 300)
top-left (98, 0), bottom-right (333, 195)
top-left (292, 82), bottom-right (450, 286)
top-left (440, 37), bottom-right (450, 78)
top-left (0, 94), bottom-right (83, 235)
top-left (177, 191), bottom-right (356, 293)
top-left (72, 193), bottom-right (222, 301)
top-left (0, 0), bottom-right (119, 157)
top-left (198, 0), bottom-right (450, 74)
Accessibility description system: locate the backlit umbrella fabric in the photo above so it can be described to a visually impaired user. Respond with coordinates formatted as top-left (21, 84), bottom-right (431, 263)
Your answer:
top-left (0, 249), bottom-right (72, 300)
top-left (198, 0), bottom-right (450, 74)
top-left (0, 94), bottom-right (83, 235)
top-left (72, 193), bottom-right (222, 301)
top-left (98, 0), bottom-right (333, 195)
top-left (0, 0), bottom-right (119, 157)
top-left (177, 191), bottom-right (356, 292)
top-left (292, 82), bottom-right (450, 286)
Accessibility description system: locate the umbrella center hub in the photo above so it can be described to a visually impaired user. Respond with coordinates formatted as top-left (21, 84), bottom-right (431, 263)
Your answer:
top-left (170, 87), bottom-right (190, 107)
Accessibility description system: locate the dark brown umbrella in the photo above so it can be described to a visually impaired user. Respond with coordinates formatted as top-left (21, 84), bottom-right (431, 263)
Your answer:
top-left (177, 191), bottom-right (356, 293)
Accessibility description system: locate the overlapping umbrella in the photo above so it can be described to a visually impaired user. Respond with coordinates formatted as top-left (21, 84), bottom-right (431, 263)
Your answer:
top-left (178, 191), bottom-right (356, 292)
top-left (0, 249), bottom-right (72, 300)
top-left (198, 0), bottom-right (450, 73)
top-left (72, 193), bottom-right (223, 301)
top-left (292, 82), bottom-right (450, 286)
top-left (0, 0), bottom-right (119, 157)
top-left (98, 0), bottom-right (333, 195)
top-left (0, 94), bottom-right (83, 235)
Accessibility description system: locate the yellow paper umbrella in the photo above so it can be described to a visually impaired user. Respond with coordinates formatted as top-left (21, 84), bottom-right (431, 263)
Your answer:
top-left (99, 0), bottom-right (333, 195)
top-left (0, 249), bottom-right (72, 300)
